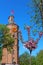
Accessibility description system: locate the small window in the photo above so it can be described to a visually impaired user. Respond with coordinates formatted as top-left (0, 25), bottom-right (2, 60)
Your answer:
top-left (13, 34), bottom-right (15, 37)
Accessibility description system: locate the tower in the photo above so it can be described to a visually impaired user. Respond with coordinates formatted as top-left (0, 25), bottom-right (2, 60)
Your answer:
top-left (2, 15), bottom-right (19, 65)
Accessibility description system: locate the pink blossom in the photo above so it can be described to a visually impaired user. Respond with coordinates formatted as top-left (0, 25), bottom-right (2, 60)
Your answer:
top-left (24, 39), bottom-right (38, 50)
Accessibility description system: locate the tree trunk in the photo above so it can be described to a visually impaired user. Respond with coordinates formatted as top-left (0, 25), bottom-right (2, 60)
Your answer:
top-left (29, 50), bottom-right (32, 65)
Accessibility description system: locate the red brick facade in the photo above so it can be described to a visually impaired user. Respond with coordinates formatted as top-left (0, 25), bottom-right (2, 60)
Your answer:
top-left (2, 16), bottom-right (19, 65)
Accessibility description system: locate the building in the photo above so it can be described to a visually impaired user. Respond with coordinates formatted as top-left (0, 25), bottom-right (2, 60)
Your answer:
top-left (2, 15), bottom-right (19, 65)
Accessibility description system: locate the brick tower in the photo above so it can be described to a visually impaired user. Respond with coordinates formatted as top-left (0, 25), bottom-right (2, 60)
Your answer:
top-left (2, 15), bottom-right (19, 65)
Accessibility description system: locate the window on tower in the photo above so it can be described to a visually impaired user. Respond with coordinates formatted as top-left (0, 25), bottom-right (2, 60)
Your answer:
top-left (8, 16), bottom-right (14, 24)
top-left (12, 33), bottom-right (17, 38)
top-left (13, 34), bottom-right (15, 38)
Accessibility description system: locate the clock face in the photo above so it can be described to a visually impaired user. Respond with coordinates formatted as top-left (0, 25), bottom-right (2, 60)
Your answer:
top-left (12, 27), bottom-right (17, 32)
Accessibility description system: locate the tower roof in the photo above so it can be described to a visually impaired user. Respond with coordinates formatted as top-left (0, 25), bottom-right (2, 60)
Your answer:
top-left (7, 15), bottom-right (19, 27)
top-left (8, 15), bottom-right (14, 24)
top-left (8, 15), bottom-right (14, 19)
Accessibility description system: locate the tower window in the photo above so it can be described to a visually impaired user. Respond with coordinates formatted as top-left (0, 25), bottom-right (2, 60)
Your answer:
top-left (13, 34), bottom-right (15, 37)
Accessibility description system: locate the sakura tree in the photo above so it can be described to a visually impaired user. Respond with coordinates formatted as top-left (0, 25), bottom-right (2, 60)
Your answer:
top-left (18, 25), bottom-right (43, 65)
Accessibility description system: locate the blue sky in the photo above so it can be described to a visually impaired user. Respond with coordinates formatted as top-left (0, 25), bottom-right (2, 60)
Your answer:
top-left (0, 0), bottom-right (43, 56)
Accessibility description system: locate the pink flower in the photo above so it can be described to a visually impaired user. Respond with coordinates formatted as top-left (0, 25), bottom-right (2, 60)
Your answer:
top-left (24, 38), bottom-right (38, 50)
top-left (29, 41), bottom-right (32, 46)
top-left (32, 45), bottom-right (37, 49)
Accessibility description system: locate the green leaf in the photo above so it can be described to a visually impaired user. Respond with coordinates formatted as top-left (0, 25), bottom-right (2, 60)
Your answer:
top-left (0, 24), bottom-right (14, 52)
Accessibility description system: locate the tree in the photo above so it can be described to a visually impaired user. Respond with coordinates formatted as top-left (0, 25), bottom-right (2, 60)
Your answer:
top-left (36, 50), bottom-right (43, 65)
top-left (27, 0), bottom-right (43, 36)
top-left (19, 52), bottom-right (30, 65)
top-left (19, 52), bottom-right (37, 65)
top-left (0, 47), bottom-right (2, 61)
top-left (0, 24), bottom-right (14, 51)
top-left (31, 56), bottom-right (36, 65)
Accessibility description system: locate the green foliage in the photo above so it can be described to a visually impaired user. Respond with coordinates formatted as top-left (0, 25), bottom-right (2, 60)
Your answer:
top-left (0, 24), bottom-right (15, 61)
top-left (36, 50), bottom-right (43, 65)
top-left (19, 52), bottom-right (30, 65)
top-left (20, 50), bottom-right (43, 65)
top-left (19, 52), bottom-right (36, 65)
top-left (0, 47), bottom-right (2, 61)
top-left (32, 0), bottom-right (43, 29)
top-left (27, 0), bottom-right (43, 36)
top-left (0, 24), bottom-right (14, 52)
top-left (31, 56), bottom-right (36, 65)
